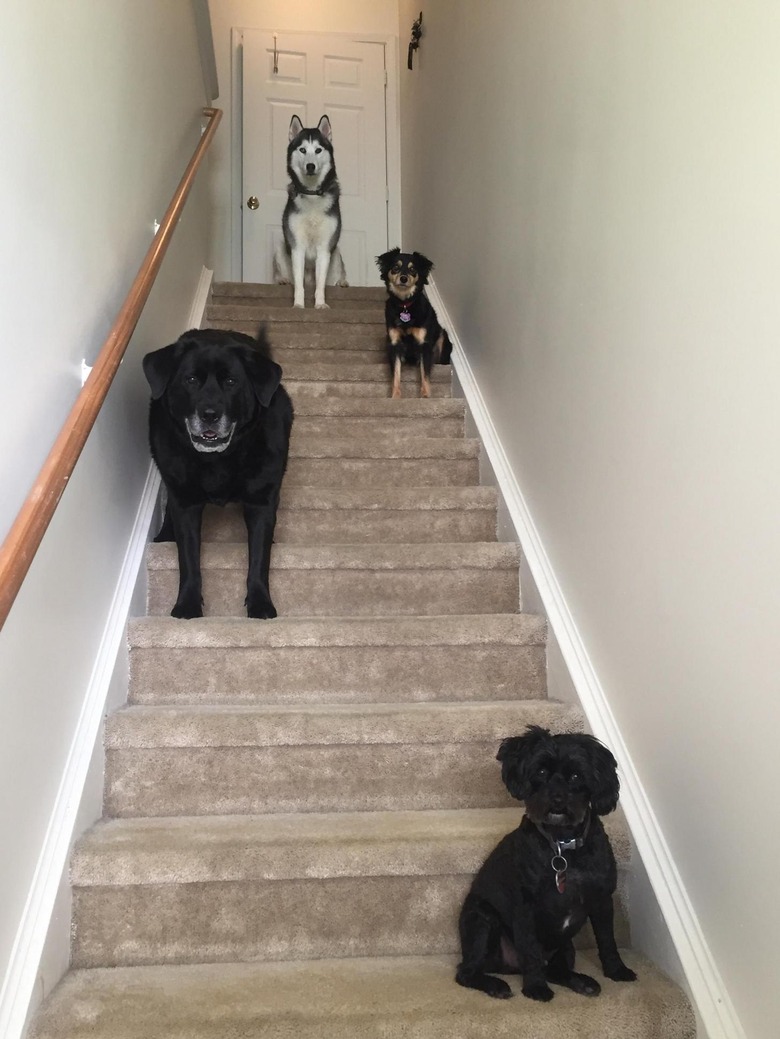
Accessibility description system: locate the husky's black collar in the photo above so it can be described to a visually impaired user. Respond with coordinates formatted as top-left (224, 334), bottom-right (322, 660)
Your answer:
top-left (287, 172), bottom-right (338, 199)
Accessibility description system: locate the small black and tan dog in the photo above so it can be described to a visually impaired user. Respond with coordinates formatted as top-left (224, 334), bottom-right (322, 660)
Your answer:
top-left (456, 725), bottom-right (637, 1002)
top-left (376, 247), bottom-right (452, 398)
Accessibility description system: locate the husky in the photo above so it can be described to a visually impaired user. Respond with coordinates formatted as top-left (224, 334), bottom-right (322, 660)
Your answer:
top-left (273, 114), bottom-right (348, 309)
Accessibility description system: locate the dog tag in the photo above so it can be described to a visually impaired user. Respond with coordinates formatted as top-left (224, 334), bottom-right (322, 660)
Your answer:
top-left (400, 308), bottom-right (411, 323)
top-left (551, 853), bottom-right (568, 894)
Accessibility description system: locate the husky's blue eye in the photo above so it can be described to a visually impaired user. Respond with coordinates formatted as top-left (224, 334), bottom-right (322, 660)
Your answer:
top-left (315, 148), bottom-right (322, 154)
top-left (299, 147), bottom-right (306, 153)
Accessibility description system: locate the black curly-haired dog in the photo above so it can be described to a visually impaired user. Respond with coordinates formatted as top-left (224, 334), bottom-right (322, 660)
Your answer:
top-left (375, 247), bottom-right (452, 399)
top-left (455, 725), bottom-right (637, 1001)
top-left (143, 326), bottom-right (292, 620)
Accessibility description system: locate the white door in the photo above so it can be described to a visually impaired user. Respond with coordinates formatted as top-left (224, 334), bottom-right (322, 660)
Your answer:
top-left (241, 31), bottom-right (388, 286)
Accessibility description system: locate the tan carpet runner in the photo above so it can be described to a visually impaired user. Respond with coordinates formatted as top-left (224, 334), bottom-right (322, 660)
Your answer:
top-left (29, 284), bottom-right (694, 1038)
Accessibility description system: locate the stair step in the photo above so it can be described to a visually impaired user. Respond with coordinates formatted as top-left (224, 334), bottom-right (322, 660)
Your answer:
top-left (283, 361), bottom-right (450, 384)
top-left (208, 323), bottom-right (387, 349)
top-left (205, 303), bottom-right (384, 327)
top-left (128, 613), bottom-right (547, 705)
top-left (291, 397), bottom-right (464, 438)
top-left (103, 700), bottom-right (580, 817)
top-left (76, 807), bottom-right (603, 884)
top-left (291, 397), bottom-right (464, 417)
top-left (275, 345), bottom-right (386, 365)
top-left (198, 487), bottom-right (497, 544)
top-left (284, 362), bottom-right (451, 400)
top-left (284, 436), bottom-right (478, 487)
top-left (212, 281), bottom-right (387, 302)
top-left (146, 542), bottom-right (519, 617)
top-left (287, 379), bottom-right (451, 399)
top-left (69, 808), bottom-right (630, 967)
top-left (29, 953), bottom-right (694, 1039)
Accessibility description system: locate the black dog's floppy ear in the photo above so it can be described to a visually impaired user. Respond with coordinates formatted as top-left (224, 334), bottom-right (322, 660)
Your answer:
top-left (143, 342), bottom-right (182, 400)
top-left (289, 114), bottom-right (304, 141)
top-left (496, 725), bottom-right (550, 802)
top-left (238, 327), bottom-right (282, 407)
top-left (376, 247), bottom-right (401, 280)
top-left (581, 734), bottom-right (620, 815)
top-left (412, 252), bottom-right (434, 284)
top-left (317, 114), bottom-right (333, 141)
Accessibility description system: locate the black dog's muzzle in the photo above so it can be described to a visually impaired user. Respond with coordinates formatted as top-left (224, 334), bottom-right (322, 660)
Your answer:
top-left (185, 415), bottom-right (236, 453)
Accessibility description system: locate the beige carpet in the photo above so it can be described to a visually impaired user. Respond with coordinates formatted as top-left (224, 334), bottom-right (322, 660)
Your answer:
top-left (28, 284), bottom-right (694, 1038)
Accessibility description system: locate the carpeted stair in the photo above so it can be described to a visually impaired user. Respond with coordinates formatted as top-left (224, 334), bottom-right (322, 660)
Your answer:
top-left (28, 284), bottom-right (694, 1038)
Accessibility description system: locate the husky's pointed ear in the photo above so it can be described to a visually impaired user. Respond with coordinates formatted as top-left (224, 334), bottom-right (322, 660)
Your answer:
top-left (376, 247), bottom-right (401, 280)
top-left (317, 115), bottom-right (333, 141)
top-left (143, 341), bottom-right (183, 400)
top-left (289, 114), bottom-right (304, 141)
top-left (412, 252), bottom-right (435, 285)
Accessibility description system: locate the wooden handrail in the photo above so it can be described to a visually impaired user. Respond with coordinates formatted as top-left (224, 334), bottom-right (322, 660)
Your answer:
top-left (0, 106), bottom-right (222, 632)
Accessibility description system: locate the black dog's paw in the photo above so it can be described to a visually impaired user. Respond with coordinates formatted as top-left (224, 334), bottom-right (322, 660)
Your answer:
top-left (171, 598), bottom-right (203, 620)
top-left (522, 980), bottom-right (555, 1002)
top-left (246, 593), bottom-right (277, 620)
top-left (567, 972), bottom-right (601, 996)
top-left (455, 972), bottom-right (512, 999)
top-left (602, 959), bottom-right (637, 983)
top-left (481, 976), bottom-right (513, 1000)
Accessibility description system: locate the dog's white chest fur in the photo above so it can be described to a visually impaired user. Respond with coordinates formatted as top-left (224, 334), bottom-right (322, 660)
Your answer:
top-left (288, 196), bottom-right (338, 258)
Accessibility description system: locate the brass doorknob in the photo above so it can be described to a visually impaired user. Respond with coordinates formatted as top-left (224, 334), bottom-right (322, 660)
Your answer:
top-left (246, 196), bottom-right (259, 210)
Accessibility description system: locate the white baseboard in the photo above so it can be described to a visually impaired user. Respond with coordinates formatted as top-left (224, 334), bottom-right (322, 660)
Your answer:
top-left (427, 278), bottom-right (745, 1039)
top-left (188, 265), bottom-right (213, 329)
top-left (0, 463), bottom-right (160, 1039)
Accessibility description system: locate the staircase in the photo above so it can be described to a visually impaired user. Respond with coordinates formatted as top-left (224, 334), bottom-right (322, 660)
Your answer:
top-left (29, 285), bottom-right (694, 1038)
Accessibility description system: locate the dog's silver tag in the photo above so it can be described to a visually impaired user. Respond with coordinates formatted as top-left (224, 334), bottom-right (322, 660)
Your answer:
top-left (400, 308), bottom-right (411, 323)
top-left (551, 852), bottom-right (568, 894)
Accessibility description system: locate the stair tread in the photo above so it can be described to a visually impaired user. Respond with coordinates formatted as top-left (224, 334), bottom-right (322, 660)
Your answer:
top-left (275, 485), bottom-right (496, 510)
top-left (28, 952), bottom-right (694, 1039)
top-left (146, 541), bottom-right (519, 572)
top-left (105, 699), bottom-right (581, 749)
top-left (72, 806), bottom-right (631, 885)
top-left (287, 435), bottom-right (478, 458)
top-left (128, 612), bottom-right (546, 648)
top-left (212, 281), bottom-right (387, 301)
top-left (281, 362), bottom-right (450, 382)
top-left (205, 305), bottom-right (385, 324)
top-left (290, 396), bottom-right (464, 416)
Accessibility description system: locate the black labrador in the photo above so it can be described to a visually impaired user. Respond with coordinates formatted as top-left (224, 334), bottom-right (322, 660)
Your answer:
top-left (143, 326), bottom-right (293, 619)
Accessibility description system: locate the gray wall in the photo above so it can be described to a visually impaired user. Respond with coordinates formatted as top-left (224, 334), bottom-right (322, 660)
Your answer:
top-left (0, 0), bottom-right (214, 1027)
top-left (398, 2), bottom-right (779, 1037)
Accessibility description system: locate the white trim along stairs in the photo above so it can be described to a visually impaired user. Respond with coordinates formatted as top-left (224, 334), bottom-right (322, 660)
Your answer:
top-left (26, 282), bottom-right (695, 1038)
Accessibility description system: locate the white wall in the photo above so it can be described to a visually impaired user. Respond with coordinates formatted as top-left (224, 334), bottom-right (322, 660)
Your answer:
top-left (206, 0), bottom-right (399, 279)
top-left (399, 2), bottom-right (779, 1037)
top-left (0, 1), bottom-right (215, 1032)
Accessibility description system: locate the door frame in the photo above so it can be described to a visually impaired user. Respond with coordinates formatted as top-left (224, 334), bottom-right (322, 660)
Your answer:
top-left (230, 28), bottom-right (402, 283)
